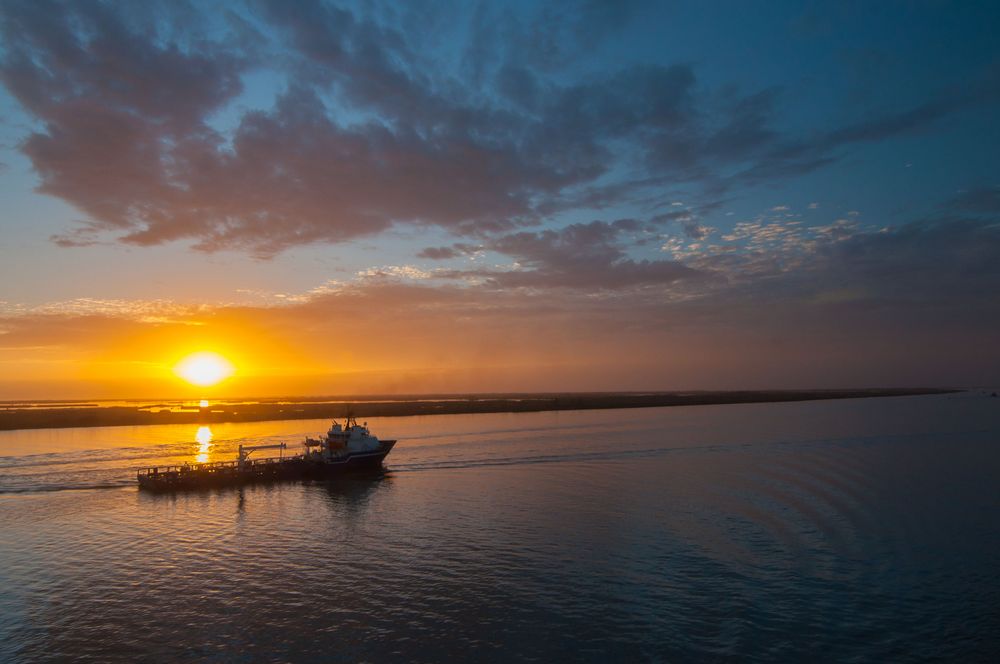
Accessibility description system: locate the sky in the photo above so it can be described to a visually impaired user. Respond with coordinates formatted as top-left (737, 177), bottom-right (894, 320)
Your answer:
top-left (0, 0), bottom-right (999, 399)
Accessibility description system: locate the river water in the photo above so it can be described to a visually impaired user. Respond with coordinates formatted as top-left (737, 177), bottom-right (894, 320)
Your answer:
top-left (1, 392), bottom-right (998, 661)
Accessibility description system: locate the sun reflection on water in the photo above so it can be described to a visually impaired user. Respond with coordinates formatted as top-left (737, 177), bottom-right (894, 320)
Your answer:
top-left (195, 425), bottom-right (213, 463)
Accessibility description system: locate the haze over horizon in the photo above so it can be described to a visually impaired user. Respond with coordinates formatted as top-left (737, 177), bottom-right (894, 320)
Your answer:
top-left (1, 0), bottom-right (999, 400)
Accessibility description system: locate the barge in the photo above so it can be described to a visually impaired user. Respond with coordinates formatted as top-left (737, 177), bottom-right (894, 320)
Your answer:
top-left (137, 417), bottom-right (396, 491)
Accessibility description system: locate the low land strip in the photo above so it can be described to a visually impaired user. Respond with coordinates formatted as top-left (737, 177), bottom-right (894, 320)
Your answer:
top-left (0, 388), bottom-right (960, 431)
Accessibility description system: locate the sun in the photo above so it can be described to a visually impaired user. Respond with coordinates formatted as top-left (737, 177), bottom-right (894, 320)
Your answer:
top-left (174, 352), bottom-right (235, 387)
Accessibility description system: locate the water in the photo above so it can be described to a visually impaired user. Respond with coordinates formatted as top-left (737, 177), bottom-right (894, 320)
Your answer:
top-left (1, 393), bottom-right (998, 661)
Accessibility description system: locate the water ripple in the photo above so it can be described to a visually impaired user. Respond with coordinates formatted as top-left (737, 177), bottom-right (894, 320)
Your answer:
top-left (1, 395), bottom-right (999, 661)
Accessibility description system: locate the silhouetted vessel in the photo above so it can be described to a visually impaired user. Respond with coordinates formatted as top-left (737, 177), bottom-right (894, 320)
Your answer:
top-left (137, 417), bottom-right (396, 491)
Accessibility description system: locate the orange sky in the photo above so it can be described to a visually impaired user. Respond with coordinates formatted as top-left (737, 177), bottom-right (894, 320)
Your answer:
top-left (2, 275), bottom-right (995, 400)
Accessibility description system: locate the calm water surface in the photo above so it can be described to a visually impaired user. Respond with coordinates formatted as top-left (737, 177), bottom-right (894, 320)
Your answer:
top-left (1, 393), bottom-right (999, 661)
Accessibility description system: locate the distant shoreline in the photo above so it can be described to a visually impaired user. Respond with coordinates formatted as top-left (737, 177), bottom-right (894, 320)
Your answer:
top-left (0, 388), bottom-right (961, 432)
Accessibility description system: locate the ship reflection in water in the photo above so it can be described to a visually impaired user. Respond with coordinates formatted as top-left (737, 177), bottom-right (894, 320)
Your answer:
top-left (194, 425), bottom-right (213, 463)
top-left (1, 392), bottom-right (999, 661)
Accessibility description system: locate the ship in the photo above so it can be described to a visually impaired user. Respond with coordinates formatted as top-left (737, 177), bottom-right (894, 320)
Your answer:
top-left (137, 417), bottom-right (396, 491)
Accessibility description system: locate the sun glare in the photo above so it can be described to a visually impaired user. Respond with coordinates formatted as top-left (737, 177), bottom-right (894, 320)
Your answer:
top-left (174, 352), bottom-right (235, 387)
top-left (195, 425), bottom-right (213, 463)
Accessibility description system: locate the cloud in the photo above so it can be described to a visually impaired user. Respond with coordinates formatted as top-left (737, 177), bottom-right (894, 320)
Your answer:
top-left (417, 243), bottom-right (484, 260)
top-left (4, 1), bottom-right (686, 255)
top-left (0, 297), bottom-right (197, 322)
top-left (730, 74), bottom-right (1000, 187)
top-left (417, 246), bottom-right (462, 260)
top-left (2, 0), bottom-right (999, 260)
top-left (813, 215), bottom-right (1000, 302)
top-left (116, 83), bottom-right (563, 253)
top-left (357, 265), bottom-right (432, 281)
top-left (949, 185), bottom-right (1000, 214)
top-left (423, 220), bottom-right (708, 290)
top-left (5, 207), bottom-right (1000, 394)
top-left (3, 189), bottom-right (1000, 394)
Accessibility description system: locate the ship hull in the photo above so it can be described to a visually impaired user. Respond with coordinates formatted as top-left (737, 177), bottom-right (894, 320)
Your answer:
top-left (299, 441), bottom-right (396, 479)
top-left (138, 441), bottom-right (396, 492)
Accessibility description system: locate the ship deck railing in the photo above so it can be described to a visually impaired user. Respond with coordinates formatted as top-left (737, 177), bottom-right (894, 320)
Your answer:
top-left (137, 455), bottom-right (302, 478)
